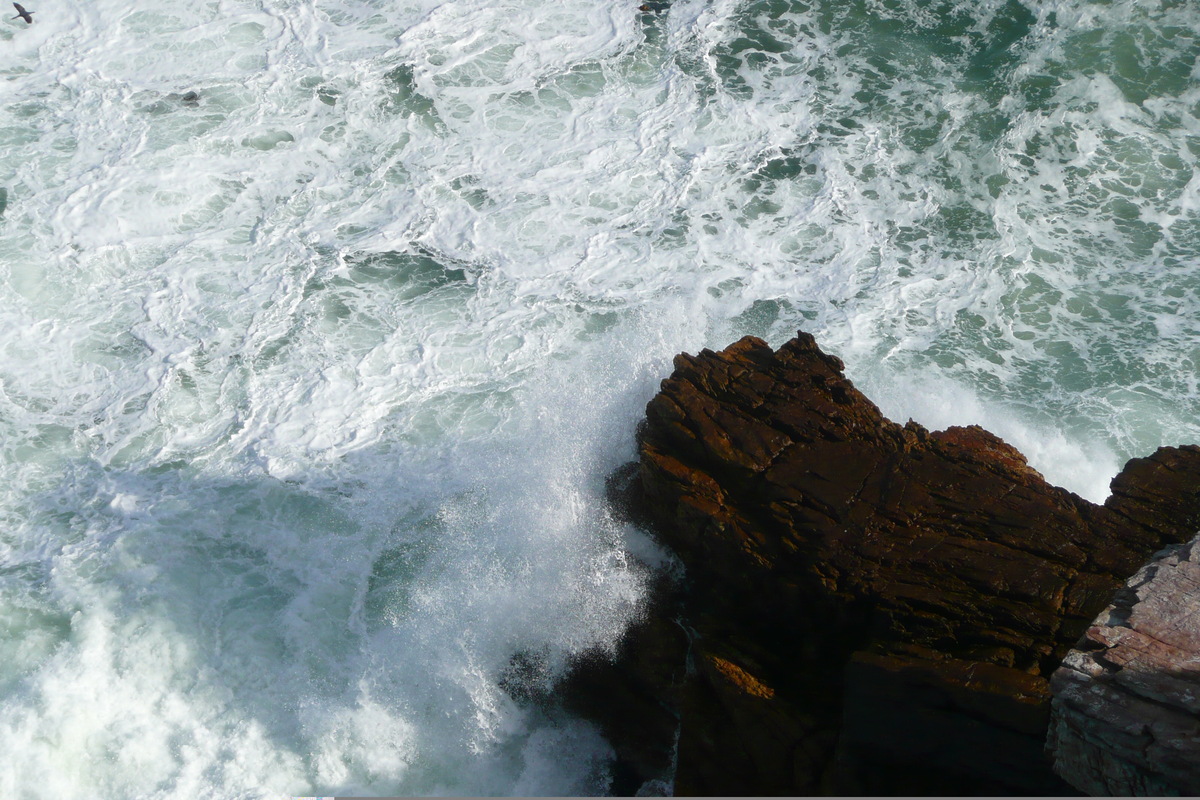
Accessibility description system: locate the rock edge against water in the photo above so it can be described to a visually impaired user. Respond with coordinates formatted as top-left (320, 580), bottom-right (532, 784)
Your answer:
top-left (561, 331), bottom-right (1200, 795)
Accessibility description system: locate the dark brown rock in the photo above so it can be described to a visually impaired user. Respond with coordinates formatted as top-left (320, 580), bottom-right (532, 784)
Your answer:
top-left (567, 332), bottom-right (1200, 795)
top-left (559, 602), bottom-right (689, 794)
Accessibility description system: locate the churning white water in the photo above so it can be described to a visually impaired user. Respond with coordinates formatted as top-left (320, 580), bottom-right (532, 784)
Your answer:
top-left (2, 0), bottom-right (1200, 794)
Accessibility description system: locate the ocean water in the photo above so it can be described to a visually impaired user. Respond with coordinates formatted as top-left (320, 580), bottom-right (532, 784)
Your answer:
top-left (1, 0), bottom-right (1198, 795)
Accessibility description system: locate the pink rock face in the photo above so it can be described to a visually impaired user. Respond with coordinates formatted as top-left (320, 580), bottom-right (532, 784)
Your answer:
top-left (1048, 537), bottom-right (1200, 796)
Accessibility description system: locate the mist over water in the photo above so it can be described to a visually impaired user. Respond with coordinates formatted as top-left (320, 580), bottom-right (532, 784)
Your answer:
top-left (1, 0), bottom-right (1199, 795)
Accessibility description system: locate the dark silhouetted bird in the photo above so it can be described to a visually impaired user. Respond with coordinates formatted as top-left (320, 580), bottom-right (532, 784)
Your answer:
top-left (11, 2), bottom-right (32, 23)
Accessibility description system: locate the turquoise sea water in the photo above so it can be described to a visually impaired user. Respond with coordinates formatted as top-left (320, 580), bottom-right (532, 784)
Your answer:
top-left (1, 0), bottom-right (1198, 795)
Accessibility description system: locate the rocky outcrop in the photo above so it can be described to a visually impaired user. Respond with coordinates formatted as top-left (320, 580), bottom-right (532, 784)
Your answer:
top-left (1047, 535), bottom-right (1200, 795)
top-left (563, 332), bottom-right (1200, 795)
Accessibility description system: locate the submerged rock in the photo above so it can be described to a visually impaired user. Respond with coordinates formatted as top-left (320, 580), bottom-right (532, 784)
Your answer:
top-left (567, 332), bottom-right (1200, 795)
top-left (1047, 535), bottom-right (1200, 796)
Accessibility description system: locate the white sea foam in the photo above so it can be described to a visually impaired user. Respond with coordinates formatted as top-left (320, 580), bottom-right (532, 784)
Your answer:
top-left (2, 0), bottom-right (1200, 795)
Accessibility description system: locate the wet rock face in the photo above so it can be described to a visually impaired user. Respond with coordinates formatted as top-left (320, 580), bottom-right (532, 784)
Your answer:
top-left (571, 332), bottom-right (1200, 795)
top-left (1048, 536), bottom-right (1200, 796)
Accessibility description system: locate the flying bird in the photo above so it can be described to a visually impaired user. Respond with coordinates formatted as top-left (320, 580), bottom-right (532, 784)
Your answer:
top-left (11, 2), bottom-right (32, 23)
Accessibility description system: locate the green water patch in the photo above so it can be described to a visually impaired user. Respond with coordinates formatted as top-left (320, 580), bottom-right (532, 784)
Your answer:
top-left (741, 145), bottom-right (821, 195)
top-left (729, 297), bottom-right (794, 340)
top-left (692, 0), bottom-right (1057, 259)
top-left (998, 121), bottom-right (1196, 266)
top-left (299, 75), bottom-right (340, 107)
top-left (962, 1), bottom-right (1038, 94)
top-left (547, 61), bottom-right (608, 99)
top-left (730, 0), bottom-right (1200, 363)
top-left (130, 88), bottom-right (245, 153)
top-left (448, 175), bottom-right (492, 210)
top-left (1057, 20), bottom-right (1198, 106)
top-left (343, 249), bottom-right (472, 302)
top-left (287, 247), bottom-right (475, 340)
top-left (249, 247), bottom-right (485, 396)
top-left (898, 262), bottom-right (1195, 427)
top-left (71, 468), bottom-right (371, 689)
top-left (364, 519), bottom-right (440, 630)
top-left (381, 64), bottom-right (444, 133)
top-left (0, 561), bottom-right (72, 693)
top-left (574, 307), bottom-right (622, 342)
top-left (242, 130), bottom-right (295, 151)
top-left (4, 425), bottom-right (81, 498)
top-left (0, 121), bottom-right (40, 148)
top-left (399, 384), bottom-right (518, 444)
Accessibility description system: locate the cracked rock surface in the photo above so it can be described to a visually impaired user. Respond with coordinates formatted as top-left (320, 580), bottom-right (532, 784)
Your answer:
top-left (1048, 536), bottom-right (1200, 795)
top-left (567, 332), bottom-right (1200, 795)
